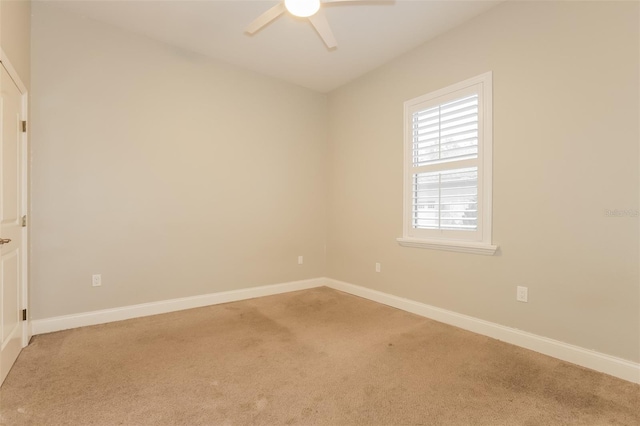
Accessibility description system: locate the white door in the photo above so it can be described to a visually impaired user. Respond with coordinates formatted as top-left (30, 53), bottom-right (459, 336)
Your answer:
top-left (0, 63), bottom-right (26, 386)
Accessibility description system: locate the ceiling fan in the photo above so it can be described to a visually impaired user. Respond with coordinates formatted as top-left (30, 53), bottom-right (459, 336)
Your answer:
top-left (246, 0), bottom-right (364, 49)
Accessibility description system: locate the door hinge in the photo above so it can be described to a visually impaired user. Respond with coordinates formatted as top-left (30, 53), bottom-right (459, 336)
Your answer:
top-left (21, 215), bottom-right (27, 227)
top-left (21, 121), bottom-right (27, 133)
top-left (22, 309), bottom-right (27, 321)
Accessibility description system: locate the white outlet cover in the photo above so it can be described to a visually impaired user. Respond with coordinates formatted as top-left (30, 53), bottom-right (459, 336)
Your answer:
top-left (92, 274), bottom-right (102, 287)
top-left (516, 286), bottom-right (528, 302)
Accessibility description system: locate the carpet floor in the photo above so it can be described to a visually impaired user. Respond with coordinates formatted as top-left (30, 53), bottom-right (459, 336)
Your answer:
top-left (0, 287), bottom-right (638, 425)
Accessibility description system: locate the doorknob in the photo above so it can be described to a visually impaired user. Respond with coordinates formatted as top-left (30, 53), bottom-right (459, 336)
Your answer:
top-left (0, 238), bottom-right (11, 245)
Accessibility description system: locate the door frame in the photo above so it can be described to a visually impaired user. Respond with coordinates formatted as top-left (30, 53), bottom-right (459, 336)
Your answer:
top-left (0, 49), bottom-right (30, 348)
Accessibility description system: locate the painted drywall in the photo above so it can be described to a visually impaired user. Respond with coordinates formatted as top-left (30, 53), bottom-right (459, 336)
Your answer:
top-left (30, 3), bottom-right (327, 319)
top-left (0, 0), bottom-right (30, 88)
top-left (327, 1), bottom-right (639, 363)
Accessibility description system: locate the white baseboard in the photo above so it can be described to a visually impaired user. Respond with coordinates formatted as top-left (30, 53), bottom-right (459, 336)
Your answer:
top-left (31, 276), bottom-right (639, 384)
top-left (31, 278), bottom-right (325, 335)
top-left (325, 278), bottom-right (640, 385)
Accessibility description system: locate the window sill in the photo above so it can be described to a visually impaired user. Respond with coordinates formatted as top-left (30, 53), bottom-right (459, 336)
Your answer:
top-left (396, 237), bottom-right (498, 256)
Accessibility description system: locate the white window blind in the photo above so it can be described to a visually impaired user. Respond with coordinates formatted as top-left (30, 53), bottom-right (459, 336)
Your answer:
top-left (412, 94), bottom-right (478, 167)
top-left (412, 167), bottom-right (478, 231)
top-left (411, 92), bottom-right (479, 232)
top-left (399, 72), bottom-right (495, 254)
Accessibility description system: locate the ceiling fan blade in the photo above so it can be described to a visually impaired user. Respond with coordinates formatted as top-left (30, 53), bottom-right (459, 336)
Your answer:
top-left (308, 9), bottom-right (337, 49)
top-left (245, 2), bottom-right (287, 34)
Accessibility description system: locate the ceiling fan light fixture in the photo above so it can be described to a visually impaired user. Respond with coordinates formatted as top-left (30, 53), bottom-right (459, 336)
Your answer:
top-left (284, 0), bottom-right (321, 18)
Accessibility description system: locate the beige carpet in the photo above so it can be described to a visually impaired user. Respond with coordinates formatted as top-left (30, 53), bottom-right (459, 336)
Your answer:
top-left (0, 287), bottom-right (638, 425)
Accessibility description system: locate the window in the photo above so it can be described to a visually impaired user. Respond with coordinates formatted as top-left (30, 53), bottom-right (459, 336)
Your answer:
top-left (397, 72), bottom-right (497, 255)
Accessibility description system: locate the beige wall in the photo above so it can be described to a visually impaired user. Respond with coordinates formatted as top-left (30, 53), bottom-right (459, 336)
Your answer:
top-left (327, 1), bottom-right (639, 362)
top-left (0, 0), bottom-right (31, 88)
top-left (30, 3), bottom-right (327, 319)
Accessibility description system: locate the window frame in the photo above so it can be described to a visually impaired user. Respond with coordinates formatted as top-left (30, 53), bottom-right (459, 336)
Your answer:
top-left (397, 72), bottom-right (497, 255)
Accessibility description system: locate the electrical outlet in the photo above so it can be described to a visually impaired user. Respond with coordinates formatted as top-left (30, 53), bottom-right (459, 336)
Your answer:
top-left (375, 262), bottom-right (381, 273)
top-left (516, 286), bottom-right (528, 302)
top-left (92, 274), bottom-right (102, 287)
top-left (298, 256), bottom-right (303, 265)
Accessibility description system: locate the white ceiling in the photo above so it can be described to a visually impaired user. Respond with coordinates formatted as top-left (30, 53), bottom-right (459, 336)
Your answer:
top-left (47, 0), bottom-right (502, 93)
